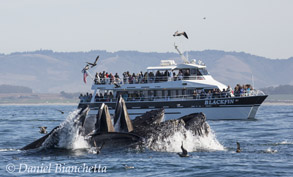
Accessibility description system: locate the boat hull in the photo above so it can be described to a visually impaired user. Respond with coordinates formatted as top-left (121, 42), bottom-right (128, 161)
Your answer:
top-left (78, 95), bottom-right (267, 120)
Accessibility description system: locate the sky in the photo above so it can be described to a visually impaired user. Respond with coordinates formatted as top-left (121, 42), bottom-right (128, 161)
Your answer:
top-left (0, 0), bottom-right (293, 59)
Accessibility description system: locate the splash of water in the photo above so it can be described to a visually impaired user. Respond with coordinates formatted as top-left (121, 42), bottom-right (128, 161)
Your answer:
top-left (0, 148), bottom-right (17, 152)
top-left (42, 109), bottom-right (90, 149)
top-left (277, 140), bottom-right (293, 145)
top-left (146, 123), bottom-right (224, 152)
top-left (265, 147), bottom-right (278, 153)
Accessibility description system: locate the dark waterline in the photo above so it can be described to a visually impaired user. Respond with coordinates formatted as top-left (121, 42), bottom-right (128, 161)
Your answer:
top-left (0, 105), bottom-right (292, 176)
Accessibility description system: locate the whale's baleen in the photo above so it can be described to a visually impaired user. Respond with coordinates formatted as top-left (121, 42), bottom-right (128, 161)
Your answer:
top-left (89, 100), bottom-right (140, 146)
top-left (95, 103), bottom-right (115, 133)
top-left (113, 95), bottom-right (133, 132)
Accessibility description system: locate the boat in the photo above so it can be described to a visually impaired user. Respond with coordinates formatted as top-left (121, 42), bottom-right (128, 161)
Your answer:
top-left (78, 44), bottom-right (267, 120)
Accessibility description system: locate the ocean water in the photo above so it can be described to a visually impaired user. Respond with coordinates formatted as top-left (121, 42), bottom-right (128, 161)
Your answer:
top-left (0, 105), bottom-right (292, 177)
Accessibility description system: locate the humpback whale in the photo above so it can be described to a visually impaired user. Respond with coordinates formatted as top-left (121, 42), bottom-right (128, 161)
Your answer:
top-left (21, 107), bottom-right (90, 150)
top-left (21, 96), bottom-right (212, 152)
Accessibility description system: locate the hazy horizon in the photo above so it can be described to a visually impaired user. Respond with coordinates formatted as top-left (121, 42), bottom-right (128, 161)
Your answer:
top-left (1, 48), bottom-right (292, 60)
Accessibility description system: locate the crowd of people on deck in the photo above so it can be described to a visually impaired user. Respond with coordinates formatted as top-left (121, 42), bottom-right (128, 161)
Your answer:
top-left (192, 84), bottom-right (254, 99)
top-left (79, 92), bottom-right (114, 102)
top-left (233, 84), bottom-right (254, 97)
top-left (94, 70), bottom-right (195, 85)
top-left (79, 84), bottom-right (254, 103)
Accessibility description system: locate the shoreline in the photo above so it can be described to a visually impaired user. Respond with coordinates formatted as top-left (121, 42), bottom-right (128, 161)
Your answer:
top-left (1, 101), bottom-right (292, 106)
top-left (263, 102), bottom-right (293, 106)
top-left (0, 102), bottom-right (78, 106)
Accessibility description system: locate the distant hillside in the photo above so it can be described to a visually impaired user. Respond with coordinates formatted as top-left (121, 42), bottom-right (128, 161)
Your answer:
top-left (0, 84), bottom-right (32, 93)
top-left (261, 85), bottom-right (293, 95)
top-left (0, 49), bottom-right (293, 93)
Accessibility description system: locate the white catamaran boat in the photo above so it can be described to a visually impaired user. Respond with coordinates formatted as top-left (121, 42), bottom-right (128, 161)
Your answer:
top-left (78, 44), bottom-right (267, 120)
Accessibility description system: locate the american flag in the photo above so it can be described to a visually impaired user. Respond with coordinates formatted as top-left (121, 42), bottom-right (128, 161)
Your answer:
top-left (83, 70), bottom-right (88, 84)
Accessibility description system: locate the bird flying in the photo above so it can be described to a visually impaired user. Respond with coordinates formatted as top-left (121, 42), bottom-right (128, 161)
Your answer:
top-left (87, 55), bottom-right (99, 68)
top-left (55, 109), bottom-right (64, 114)
top-left (173, 31), bottom-right (189, 39)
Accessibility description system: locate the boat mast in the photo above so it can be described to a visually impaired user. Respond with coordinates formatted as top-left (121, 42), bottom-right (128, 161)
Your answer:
top-left (174, 43), bottom-right (189, 64)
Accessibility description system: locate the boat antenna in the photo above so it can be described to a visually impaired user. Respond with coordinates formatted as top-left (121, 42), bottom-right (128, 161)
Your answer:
top-left (251, 73), bottom-right (255, 89)
top-left (174, 43), bottom-right (189, 63)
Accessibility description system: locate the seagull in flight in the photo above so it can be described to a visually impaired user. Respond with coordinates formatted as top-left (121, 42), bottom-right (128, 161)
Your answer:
top-left (173, 31), bottom-right (189, 39)
top-left (55, 109), bottom-right (64, 114)
top-left (86, 55), bottom-right (99, 68)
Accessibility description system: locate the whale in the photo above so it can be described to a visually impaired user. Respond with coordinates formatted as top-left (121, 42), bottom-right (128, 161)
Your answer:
top-left (21, 96), bottom-right (211, 151)
top-left (21, 107), bottom-right (90, 150)
top-left (21, 97), bottom-right (140, 150)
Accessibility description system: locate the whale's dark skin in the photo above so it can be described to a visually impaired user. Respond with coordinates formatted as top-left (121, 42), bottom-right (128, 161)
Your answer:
top-left (131, 110), bottom-right (210, 150)
top-left (21, 97), bottom-right (210, 151)
top-left (21, 107), bottom-right (90, 150)
top-left (21, 100), bottom-right (140, 150)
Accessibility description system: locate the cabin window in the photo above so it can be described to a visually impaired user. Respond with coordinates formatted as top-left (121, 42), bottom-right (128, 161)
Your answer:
top-left (143, 90), bottom-right (148, 98)
top-left (147, 90), bottom-right (154, 100)
top-left (182, 89), bottom-right (187, 96)
top-left (190, 69), bottom-right (197, 75)
top-left (196, 69), bottom-right (202, 76)
top-left (181, 69), bottom-right (190, 76)
top-left (199, 68), bottom-right (209, 75)
top-left (167, 90), bottom-right (171, 97)
top-left (171, 90), bottom-right (176, 98)
top-left (156, 90), bottom-right (162, 98)
top-left (187, 89), bottom-right (193, 95)
top-left (177, 90), bottom-right (182, 96)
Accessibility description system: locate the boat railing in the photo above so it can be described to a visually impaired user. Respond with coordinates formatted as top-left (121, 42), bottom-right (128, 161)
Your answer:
top-left (79, 89), bottom-right (264, 103)
top-left (94, 76), bottom-right (205, 85)
top-left (233, 89), bottom-right (265, 97)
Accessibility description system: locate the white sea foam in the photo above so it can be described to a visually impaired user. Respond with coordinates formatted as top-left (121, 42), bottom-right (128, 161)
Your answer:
top-left (0, 148), bottom-right (17, 152)
top-left (147, 124), bottom-right (224, 152)
top-left (265, 147), bottom-right (278, 153)
top-left (278, 140), bottom-right (293, 145)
